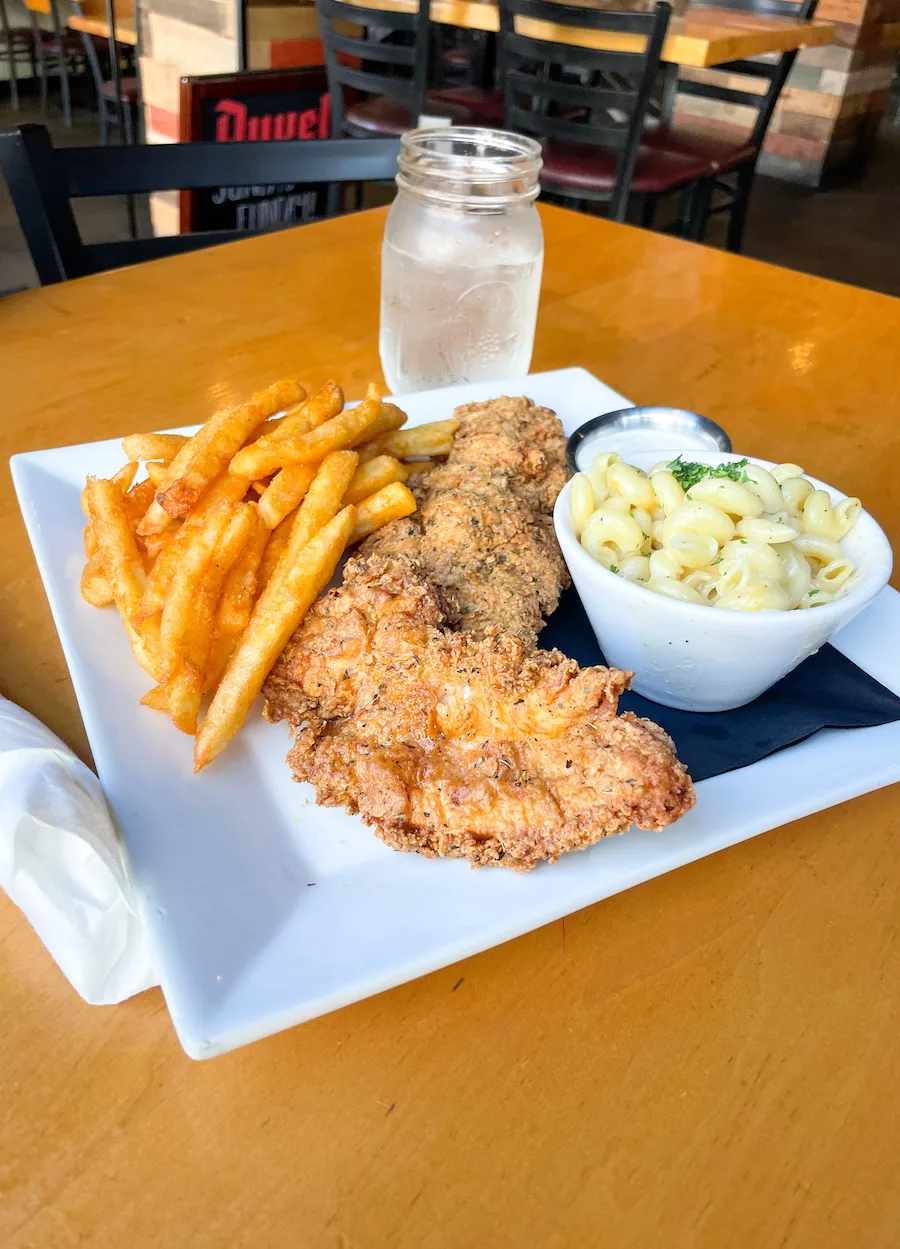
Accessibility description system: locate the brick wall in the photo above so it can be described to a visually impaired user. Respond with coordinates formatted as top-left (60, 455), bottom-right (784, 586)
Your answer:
top-left (674, 0), bottom-right (899, 186)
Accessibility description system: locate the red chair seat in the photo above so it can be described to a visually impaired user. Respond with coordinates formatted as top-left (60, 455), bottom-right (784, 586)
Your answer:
top-left (643, 124), bottom-right (757, 175)
top-left (344, 94), bottom-right (475, 137)
top-left (39, 30), bottom-right (84, 55)
top-left (541, 138), bottom-right (713, 196)
top-left (100, 76), bottom-right (139, 103)
top-left (428, 87), bottom-right (505, 125)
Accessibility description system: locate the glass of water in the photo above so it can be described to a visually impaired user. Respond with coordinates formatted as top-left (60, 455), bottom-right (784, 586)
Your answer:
top-left (379, 128), bottom-right (544, 395)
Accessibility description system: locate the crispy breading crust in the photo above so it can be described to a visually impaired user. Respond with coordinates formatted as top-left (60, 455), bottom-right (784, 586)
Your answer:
top-left (263, 397), bottom-right (695, 870)
top-left (265, 554), bottom-right (694, 871)
top-left (357, 396), bottom-right (570, 650)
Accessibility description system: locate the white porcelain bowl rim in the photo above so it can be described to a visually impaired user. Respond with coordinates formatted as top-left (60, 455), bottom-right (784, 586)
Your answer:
top-left (555, 450), bottom-right (893, 626)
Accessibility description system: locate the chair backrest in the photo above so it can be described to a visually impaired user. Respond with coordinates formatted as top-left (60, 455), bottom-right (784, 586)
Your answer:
top-left (497, 0), bottom-right (671, 221)
top-left (0, 123), bottom-right (400, 285)
top-left (676, 0), bottom-right (820, 150)
top-left (318, 0), bottom-right (432, 136)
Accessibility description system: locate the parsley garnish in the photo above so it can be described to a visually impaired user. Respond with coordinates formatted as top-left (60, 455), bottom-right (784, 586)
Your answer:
top-left (610, 564), bottom-right (619, 574)
top-left (668, 454), bottom-right (750, 491)
top-left (713, 557), bottom-right (723, 565)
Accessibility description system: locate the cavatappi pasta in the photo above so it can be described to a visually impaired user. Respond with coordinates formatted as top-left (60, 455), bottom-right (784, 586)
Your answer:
top-left (569, 453), bottom-right (862, 611)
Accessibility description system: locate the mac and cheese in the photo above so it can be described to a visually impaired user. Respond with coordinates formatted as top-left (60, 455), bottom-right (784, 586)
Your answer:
top-left (570, 453), bottom-right (862, 611)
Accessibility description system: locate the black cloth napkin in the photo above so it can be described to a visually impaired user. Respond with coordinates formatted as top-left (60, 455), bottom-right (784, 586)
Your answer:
top-left (540, 586), bottom-right (900, 783)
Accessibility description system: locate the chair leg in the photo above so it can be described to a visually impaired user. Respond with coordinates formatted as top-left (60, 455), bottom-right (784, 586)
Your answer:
top-left (48, 0), bottom-right (71, 126)
top-left (30, 12), bottom-right (47, 115)
top-left (674, 183), bottom-right (696, 237)
top-left (684, 179), bottom-right (712, 243)
top-left (123, 99), bottom-right (135, 145)
top-left (80, 29), bottom-right (104, 120)
top-left (640, 195), bottom-right (658, 230)
top-left (325, 183), bottom-right (342, 218)
top-left (98, 98), bottom-right (109, 144)
top-left (725, 163), bottom-right (755, 254)
top-left (0, 3), bottom-right (20, 110)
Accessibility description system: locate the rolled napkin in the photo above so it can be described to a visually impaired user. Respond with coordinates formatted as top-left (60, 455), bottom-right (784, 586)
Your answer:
top-left (0, 696), bottom-right (157, 1004)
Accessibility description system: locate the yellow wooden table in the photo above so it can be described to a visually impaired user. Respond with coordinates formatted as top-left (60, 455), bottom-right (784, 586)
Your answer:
top-left (352, 0), bottom-right (835, 67)
top-left (67, 12), bottom-right (137, 48)
top-left (2, 207), bottom-right (899, 1248)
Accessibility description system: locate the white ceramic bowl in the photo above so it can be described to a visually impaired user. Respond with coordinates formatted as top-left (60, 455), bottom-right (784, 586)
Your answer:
top-left (553, 450), bottom-right (893, 711)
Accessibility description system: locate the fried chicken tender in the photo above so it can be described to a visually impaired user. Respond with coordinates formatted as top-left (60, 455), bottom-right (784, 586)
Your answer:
top-left (358, 396), bottom-right (569, 650)
top-left (265, 557), bottom-right (695, 870)
top-left (264, 396), bottom-right (695, 869)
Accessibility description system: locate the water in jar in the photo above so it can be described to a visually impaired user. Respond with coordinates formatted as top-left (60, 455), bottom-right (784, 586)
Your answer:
top-left (379, 196), bottom-right (543, 395)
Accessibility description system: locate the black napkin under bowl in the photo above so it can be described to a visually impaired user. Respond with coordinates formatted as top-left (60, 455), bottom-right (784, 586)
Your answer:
top-left (539, 586), bottom-right (900, 783)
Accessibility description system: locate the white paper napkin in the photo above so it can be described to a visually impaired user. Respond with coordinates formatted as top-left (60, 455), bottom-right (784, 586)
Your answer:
top-left (0, 696), bottom-right (158, 1004)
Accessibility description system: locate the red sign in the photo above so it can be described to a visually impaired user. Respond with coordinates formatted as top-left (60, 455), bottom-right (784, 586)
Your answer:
top-left (179, 67), bottom-right (330, 233)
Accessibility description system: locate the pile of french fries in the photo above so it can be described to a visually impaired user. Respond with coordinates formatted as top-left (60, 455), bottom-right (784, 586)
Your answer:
top-left (80, 379), bottom-right (459, 771)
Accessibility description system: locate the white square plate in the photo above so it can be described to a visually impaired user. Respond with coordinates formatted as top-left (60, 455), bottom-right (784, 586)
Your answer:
top-left (12, 368), bottom-right (900, 1058)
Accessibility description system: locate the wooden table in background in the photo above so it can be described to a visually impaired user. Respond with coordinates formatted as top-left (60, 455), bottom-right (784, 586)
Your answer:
top-left (2, 207), bottom-right (899, 1248)
top-left (350, 0), bottom-right (835, 66)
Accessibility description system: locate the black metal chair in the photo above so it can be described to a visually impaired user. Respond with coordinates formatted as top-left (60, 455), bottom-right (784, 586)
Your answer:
top-left (641, 0), bottom-right (820, 251)
top-left (0, 0), bottom-right (37, 110)
top-left (25, 0), bottom-right (87, 127)
top-left (0, 123), bottom-right (401, 285)
top-left (497, 0), bottom-right (709, 224)
top-left (317, 0), bottom-right (475, 138)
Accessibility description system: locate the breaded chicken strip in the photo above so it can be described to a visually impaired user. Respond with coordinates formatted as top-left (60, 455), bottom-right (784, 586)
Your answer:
top-left (265, 557), bottom-right (695, 870)
top-left (357, 396), bottom-right (569, 650)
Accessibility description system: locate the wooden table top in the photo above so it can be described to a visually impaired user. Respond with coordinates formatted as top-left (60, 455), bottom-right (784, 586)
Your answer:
top-left (67, 13), bottom-right (138, 47)
top-left (349, 0), bottom-right (835, 67)
top-left (23, 0), bottom-right (138, 45)
top-left (2, 206), bottom-right (899, 1247)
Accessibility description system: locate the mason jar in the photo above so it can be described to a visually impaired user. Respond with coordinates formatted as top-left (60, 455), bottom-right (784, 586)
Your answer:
top-left (379, 127), bottom-right (544, 395)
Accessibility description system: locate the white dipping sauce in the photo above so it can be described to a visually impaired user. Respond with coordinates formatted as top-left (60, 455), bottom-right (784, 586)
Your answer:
top-left (575, 425), bottom-right (722, 467)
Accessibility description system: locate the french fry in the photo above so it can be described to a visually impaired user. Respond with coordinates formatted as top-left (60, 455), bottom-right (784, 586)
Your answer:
top-left (267, 380), bottom-right (344, 442)
top-left (140, 683), bottom-right (169, 712)
top-left (80, 551), bottom-right (113, 606)
top-left (112, 462), bottom-right (139, 492)
top-left (257, 463), bottom-right (316, 529)
top-left (158, 504), bottom-right (237, 677)
top-left (257, 510), bottom-right (296, 591)
top-left (343, 455), bottom-right (411, 507)
top-left (372, 419), bottom-right (460, 462)
top-left (123, 478), bottom-right (156, 523)
top-left (155, 379), bottom-right (305, 521)
top-left (144, 461), bottom-right (167, 488)
top-left (194, 505), bottom-right (356, 771)
top-left (204, 508), bottom-right (269, 690)
top-left (348, 402), bottom-right (407, 448)
top-left (351, 482), bottom-right (417, 543)
top-left (271, 450), bottom-right (358, 589)
top-left (121, 433), bottom-right (189, 463)
top-left (85, 476), bottom-right (159, 677)
top-left (165, 506), bottom-right (256, 734)
top-left (404, 458), bottom-right (438, 478)
top-left (229, 384), bottom-right (381, 478)
top-left (138, 474), bottom-right (250, 619)
top-left (143, 524), bottom-right (180, 563)
top-left (81, 462), bottom-right (138, 516)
